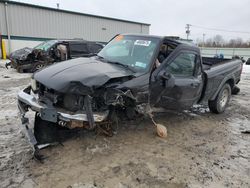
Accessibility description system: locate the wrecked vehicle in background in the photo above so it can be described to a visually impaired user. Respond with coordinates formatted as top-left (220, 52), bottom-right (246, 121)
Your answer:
top-left (6, 39), bottom-right (104, 73)
top-left (17, 34), bottom-right (243, 152)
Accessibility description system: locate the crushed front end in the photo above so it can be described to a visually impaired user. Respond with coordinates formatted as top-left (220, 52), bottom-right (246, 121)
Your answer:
top-left (18, 79), bottom-right (137, 150)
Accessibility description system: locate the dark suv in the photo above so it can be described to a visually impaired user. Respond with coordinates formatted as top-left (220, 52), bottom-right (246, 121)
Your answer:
top-left (7, 39), bottom-right (105, 73)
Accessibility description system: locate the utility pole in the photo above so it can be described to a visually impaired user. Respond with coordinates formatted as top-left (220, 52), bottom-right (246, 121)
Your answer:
top-left (202, 33), bottom-right (206, 47)
top-left (185, 24), bottom-right (191, 40)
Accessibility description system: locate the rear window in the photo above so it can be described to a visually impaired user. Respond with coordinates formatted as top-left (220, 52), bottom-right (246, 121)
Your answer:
top-left (70, 43), bottom-right (89, 54)
top-left (88, 44), bottom-right (103, 53)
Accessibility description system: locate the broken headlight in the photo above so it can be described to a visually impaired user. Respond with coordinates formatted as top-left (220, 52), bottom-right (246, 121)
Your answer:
top-left (30, 78), bottom-right (37, 91)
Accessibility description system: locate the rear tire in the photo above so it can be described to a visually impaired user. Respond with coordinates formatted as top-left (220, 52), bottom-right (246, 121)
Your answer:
top-left (208, 83), bottom-right (231, 114)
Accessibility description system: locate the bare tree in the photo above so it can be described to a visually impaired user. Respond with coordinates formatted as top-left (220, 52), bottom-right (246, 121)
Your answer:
top-left (193, 35), bottom-right (250, 48)
top-left (247, 39), bottom-right (250, 47)
top-left (228, 39), bottom-right (236, 47)
top-left (200, 35), bottom-right (249, 48)
top-left (205, 38), bottom-right (213, 47)
top-left (235, 37), bottom-right (243, 47)
top-left (213, 35), bottom-right (224, 47)
top-left (195, 38), bottom-right (203, 47)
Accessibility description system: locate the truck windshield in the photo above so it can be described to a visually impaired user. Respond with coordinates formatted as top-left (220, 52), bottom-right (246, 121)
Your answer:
top-left (34, 40), bottom-right (57, 51)
top-left (98, 35), bottom-right (160, 73)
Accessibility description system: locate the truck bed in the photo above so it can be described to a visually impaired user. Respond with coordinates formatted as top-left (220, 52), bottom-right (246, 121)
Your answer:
top-left (201, 57), bottom-right (242, 101)
top-left (202, 57), bottom-right (232, 65)
top-left (202, 57), bottom-right (233, 71)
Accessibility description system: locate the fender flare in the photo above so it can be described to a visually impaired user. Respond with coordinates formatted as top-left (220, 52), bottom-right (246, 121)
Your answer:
top-left (210, 74), bottom-right (235, 101)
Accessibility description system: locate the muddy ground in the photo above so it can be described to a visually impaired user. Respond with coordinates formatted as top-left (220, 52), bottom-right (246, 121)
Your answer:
top-left (0, 60), bottom-right (249, 188)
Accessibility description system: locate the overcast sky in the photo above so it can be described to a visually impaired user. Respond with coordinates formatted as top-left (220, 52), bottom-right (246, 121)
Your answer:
top-left (19, 0), bottom-right (250, 41)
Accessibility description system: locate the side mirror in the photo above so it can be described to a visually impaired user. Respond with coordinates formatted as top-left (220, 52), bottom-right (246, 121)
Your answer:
top-left (160, 72), bottom-right (171, 80)
top-left (159, 71), bottom-right (175, 88)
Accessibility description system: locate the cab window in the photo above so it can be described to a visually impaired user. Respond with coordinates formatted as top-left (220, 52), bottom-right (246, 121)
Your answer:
top-left (88, 44), bottom-right (103, 53)
top-left (70, 43), bottom-right (89, 55)
top-left (98, 35), bottom-right (160, 73)
top-left (165, 53), bottom-right (196, 77)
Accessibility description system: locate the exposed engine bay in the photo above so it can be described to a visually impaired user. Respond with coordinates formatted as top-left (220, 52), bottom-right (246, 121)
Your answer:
top-left (18, 74), bottom-right (146, 154)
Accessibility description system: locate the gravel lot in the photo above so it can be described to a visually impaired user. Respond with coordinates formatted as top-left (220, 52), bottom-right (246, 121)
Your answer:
top-left (0, 60), bottom-right (249, 188)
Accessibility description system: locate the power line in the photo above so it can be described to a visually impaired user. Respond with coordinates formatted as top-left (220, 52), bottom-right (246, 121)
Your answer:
top-left (190, 24), bottom-right (250, 34)
top-left (191, 32), bottom-right (250, 40)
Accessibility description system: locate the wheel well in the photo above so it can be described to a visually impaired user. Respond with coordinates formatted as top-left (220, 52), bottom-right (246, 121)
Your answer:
top-left (226, 79), bottom-right (234, 90)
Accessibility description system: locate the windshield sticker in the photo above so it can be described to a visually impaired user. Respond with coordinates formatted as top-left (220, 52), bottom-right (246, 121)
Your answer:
top-left (135, 61), bottom-right (147, 68)
top-left (115, 35), bottom-right (124, 41)
top-left (134, 40), bottom-right (151, 46)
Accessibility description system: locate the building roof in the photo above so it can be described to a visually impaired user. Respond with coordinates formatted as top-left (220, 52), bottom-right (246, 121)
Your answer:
top-left (1, 0), bottom-right (151, 26)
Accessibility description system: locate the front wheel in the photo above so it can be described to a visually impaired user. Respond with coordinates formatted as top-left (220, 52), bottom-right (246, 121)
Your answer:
top-left (208, 83), bottom-right (231, 114)
top-left (34, 115), bottom-right (77, 144)
top-left (32, 63), bottom-right (44, 72)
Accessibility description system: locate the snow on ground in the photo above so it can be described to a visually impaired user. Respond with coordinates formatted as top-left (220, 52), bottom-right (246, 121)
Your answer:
top-left (243, 64), bottom-right (250, 74)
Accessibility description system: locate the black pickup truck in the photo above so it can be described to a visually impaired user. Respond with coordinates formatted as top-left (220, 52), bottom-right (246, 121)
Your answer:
top-left (17, 34), bottom-right (243, 148)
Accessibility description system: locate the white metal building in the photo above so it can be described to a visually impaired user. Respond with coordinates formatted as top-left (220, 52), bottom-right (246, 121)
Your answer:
top-left (0, 1), bottom-right (150, 54)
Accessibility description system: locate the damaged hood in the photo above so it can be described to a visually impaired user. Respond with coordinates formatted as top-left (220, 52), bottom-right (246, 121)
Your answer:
top-left (9, 47), bottom-right (33, 61)
top-left (34, 57), bottom-right (134, 93)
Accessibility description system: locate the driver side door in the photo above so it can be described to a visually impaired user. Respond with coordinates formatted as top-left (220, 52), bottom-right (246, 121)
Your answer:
top-left (150, 51), bottom-right (203, 110)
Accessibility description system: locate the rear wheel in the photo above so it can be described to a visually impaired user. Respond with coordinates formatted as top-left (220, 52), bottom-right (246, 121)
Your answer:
top-left (208, 83), bottom-right (231, 114)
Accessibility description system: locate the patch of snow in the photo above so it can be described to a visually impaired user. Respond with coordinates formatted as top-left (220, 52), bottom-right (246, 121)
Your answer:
top-left (242, 64), bottom-right (250, 74)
